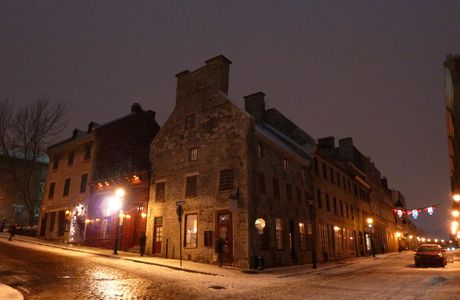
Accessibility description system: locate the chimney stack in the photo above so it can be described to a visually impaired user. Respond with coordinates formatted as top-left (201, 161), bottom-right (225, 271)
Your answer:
top-left (244, 92), bottom-right (265, 122)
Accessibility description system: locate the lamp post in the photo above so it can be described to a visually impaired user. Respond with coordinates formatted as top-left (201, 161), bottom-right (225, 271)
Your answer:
top-left (366, 218), bottom-right (375, 257)
top-left (111, 188), bottom-right (125, 255)
top-left (308, 199), bottom-right (318, 269)
top-left (176, 200), bottom-right (185, 267)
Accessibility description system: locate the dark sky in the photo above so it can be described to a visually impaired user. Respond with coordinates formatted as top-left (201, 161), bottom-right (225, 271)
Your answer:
top-left (2, 1), bottom-right (460, 237)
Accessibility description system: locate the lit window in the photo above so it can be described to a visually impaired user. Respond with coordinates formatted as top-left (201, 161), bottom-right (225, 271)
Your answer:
top-left (276, 218), bottom-right (284, 249)
top-left (299, 223), bottom-right (307, 250)
top-left (185, 214), bottom-right (197, 248)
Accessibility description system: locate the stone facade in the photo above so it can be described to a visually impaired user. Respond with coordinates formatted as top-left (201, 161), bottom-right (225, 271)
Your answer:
top-left (145, 55), bottom-right (316, 268)
top-left (313, 137), bottom-right (419, 261)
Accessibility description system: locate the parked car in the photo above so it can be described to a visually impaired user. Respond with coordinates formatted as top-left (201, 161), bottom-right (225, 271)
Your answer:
top-left (414, 244), bottom-right (447, 267)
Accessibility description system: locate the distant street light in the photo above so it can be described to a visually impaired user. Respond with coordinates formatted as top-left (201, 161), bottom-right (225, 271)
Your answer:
top-left (453, 194), bottom-right (460, 202)
top-left (110, 188), bottom-right (125, 255)
top-left (453, 210), bottom-right (460, 218)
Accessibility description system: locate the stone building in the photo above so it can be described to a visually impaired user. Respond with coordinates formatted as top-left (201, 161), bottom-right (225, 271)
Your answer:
top-left (39, 103), bottom-right (160, 245)
top-left (313, 137), bottom-right (411, 261)
top-left (145, 55), bottom-right (316, 268)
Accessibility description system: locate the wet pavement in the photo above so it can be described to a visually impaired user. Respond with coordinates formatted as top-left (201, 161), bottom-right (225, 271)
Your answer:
top-left (0, 241), bottom-right (208, 299)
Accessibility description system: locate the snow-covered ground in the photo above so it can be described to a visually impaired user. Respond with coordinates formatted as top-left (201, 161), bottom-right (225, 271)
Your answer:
top-left (1, 237), bottom-right (459, 299)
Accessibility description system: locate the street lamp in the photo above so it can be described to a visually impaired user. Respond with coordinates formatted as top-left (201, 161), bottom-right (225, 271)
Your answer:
top-left (366, 218), bottom-right (375, 257)
top-left (452, 210), bottom-right (460, 218)
top-left (110, 188), bottom-right (124, 255)
top-left (453, 194), bottom-right (460, 202)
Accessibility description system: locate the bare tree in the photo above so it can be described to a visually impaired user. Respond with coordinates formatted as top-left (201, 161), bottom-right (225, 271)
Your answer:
top-left (0, 97), bottom-right (67, 225)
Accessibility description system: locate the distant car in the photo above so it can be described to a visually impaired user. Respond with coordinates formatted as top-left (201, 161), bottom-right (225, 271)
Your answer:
top-left (414, 244), bottom-right (447, 267)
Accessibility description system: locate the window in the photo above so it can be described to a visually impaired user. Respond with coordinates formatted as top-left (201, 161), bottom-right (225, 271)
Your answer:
top-left (49, 212), bottom-right (56, 232)
top-left (276, 218), bottom-right (284, 249)
top-left (84, 144), bottom-right (92, 160)
top-left (155, 182), bottom-right (166, 202)
top-left (185, 114), bottom-right (195, 129)
top-left (80, 174), bottom-right (88, 193)
top-left (257, 143), bottom-right (264, 158)
top-left (330, 168), bottom-right (334, 183)
top-left (185, 175), bottom-right (198, 198)
top-left (340, 200), bottom-right (344, 217)
top-left (52, 156), bottom-right (59, 170)
top-left (350, 205), bottom-right (354, 220)
top-left (283, 158), bottom-right (289, 173)
top-left (48, 182), bottom-right (55, 199)
top-left (101, 218), bottom-right (111, 239)
top-left (273, 178), bottom-right (280, 198)
top-left (325, 193), bottom-right (330, 212)
top-left (333, 197), bottom-right (337, 215)
top-left (299, 223), bottom-right (307, 250)
top-left (336, 172), bottom-right (341, 187)
top-left (296, 187), bottom-right (302, 203)
top-left (322, 164), bottom-right (327, 179)
top-left (258, 172), bottom-right (266, 194)
top-left (286, 184), bottom-right (292, 201)
top-left (188, 147), bottom-right (198, 161)
top-left (63, 178), bottom-right (71, 196)
top-left (353, 184), bottom-right (358, 197)
top-left (219, 169), bottom-right (234, 191)
top-left (317, 189), bottom-right (322, 209)
top-left (68, 150), bottom-right (75, 166)
top-left (185, 214), bottom-right (197, 248)
top-left (346, 203), bottom-right (349, 218)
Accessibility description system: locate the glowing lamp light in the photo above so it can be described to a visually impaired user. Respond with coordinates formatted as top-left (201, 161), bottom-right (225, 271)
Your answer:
top-left (85, 219), bottom-right (91, 224)
top-left (427, 239), bottom-right (431, 242)
top-left (254, 218), bottom-right (266, 234)
top-left (115, 188), bottom-right (125, 198)
top-left (412, 210), bottom-right (418, 220)
top-left (434, 239), bottom-right (438, 243)
top-left (395, 232), bottom-right (401, 238)
top-left (397, 209), bottom-right (403, 218)
top-left (333, 226), bottom-right (341, 231)
top-left (452, 210), bottom-right (460, 218)
top-left (409, 235), bottom-right (413, 240)
top-left (427, 207), bottom-right (434, 215)
top-left (421, 238), bottom-right (426, 242)
top-left (108, 196), bottom-right (122, 211)
top-left (441, 240), bottom-right (445, 243)
top-left (350, 236), bottom-right (354, 240)
top-left (457, 232), bottom-right (460, 239)
top-left (141, 212), bottom-right (147, 218)
top-left (366, 218), bottom-right (373, 225)
top-left (453, 194), bottom-right (460, 202)
top-left (449, 240), bottom-right (453, 244)
top-left (125, 215), bottom-right (131, 219)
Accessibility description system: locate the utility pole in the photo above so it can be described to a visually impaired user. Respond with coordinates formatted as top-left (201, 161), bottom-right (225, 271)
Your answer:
top-left (176, 200), bottom-right (185, 267)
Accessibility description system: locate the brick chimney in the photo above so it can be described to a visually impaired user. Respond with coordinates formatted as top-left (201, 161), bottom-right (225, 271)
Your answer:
top-left (131, 102), bottom-right (143, 113)
top-left (317, 137), bottom-right (335, 150)
top-left (244, 92), bottom-right (265, 122)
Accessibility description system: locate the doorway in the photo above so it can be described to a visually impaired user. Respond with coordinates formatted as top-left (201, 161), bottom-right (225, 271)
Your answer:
top-left (216, 210), bottom-right (233, 264)
top-left (153, 217), bottom-right (163, 254)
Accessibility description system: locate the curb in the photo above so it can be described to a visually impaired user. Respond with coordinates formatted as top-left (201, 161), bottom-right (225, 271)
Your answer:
top-left (0, 283), bottom-right (23, 300)
top-left (0, 235), bottom-right (219, 276)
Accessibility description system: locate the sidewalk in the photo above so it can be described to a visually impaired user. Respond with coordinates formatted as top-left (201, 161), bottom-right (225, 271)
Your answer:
top-left (0, 283), bottom-right (23, 300)
top-left (0, 233), bottom-right (398, 278)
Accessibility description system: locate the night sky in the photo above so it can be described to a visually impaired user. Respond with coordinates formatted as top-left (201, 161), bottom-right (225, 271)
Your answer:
top-left (2, 1), bottom-right (460, 237)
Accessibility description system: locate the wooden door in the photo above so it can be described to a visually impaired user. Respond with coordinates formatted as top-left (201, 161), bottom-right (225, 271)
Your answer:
top-left (216, 210), bottom-right (233, 264)
top-left (153, 217), bottom-right (163, 254)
